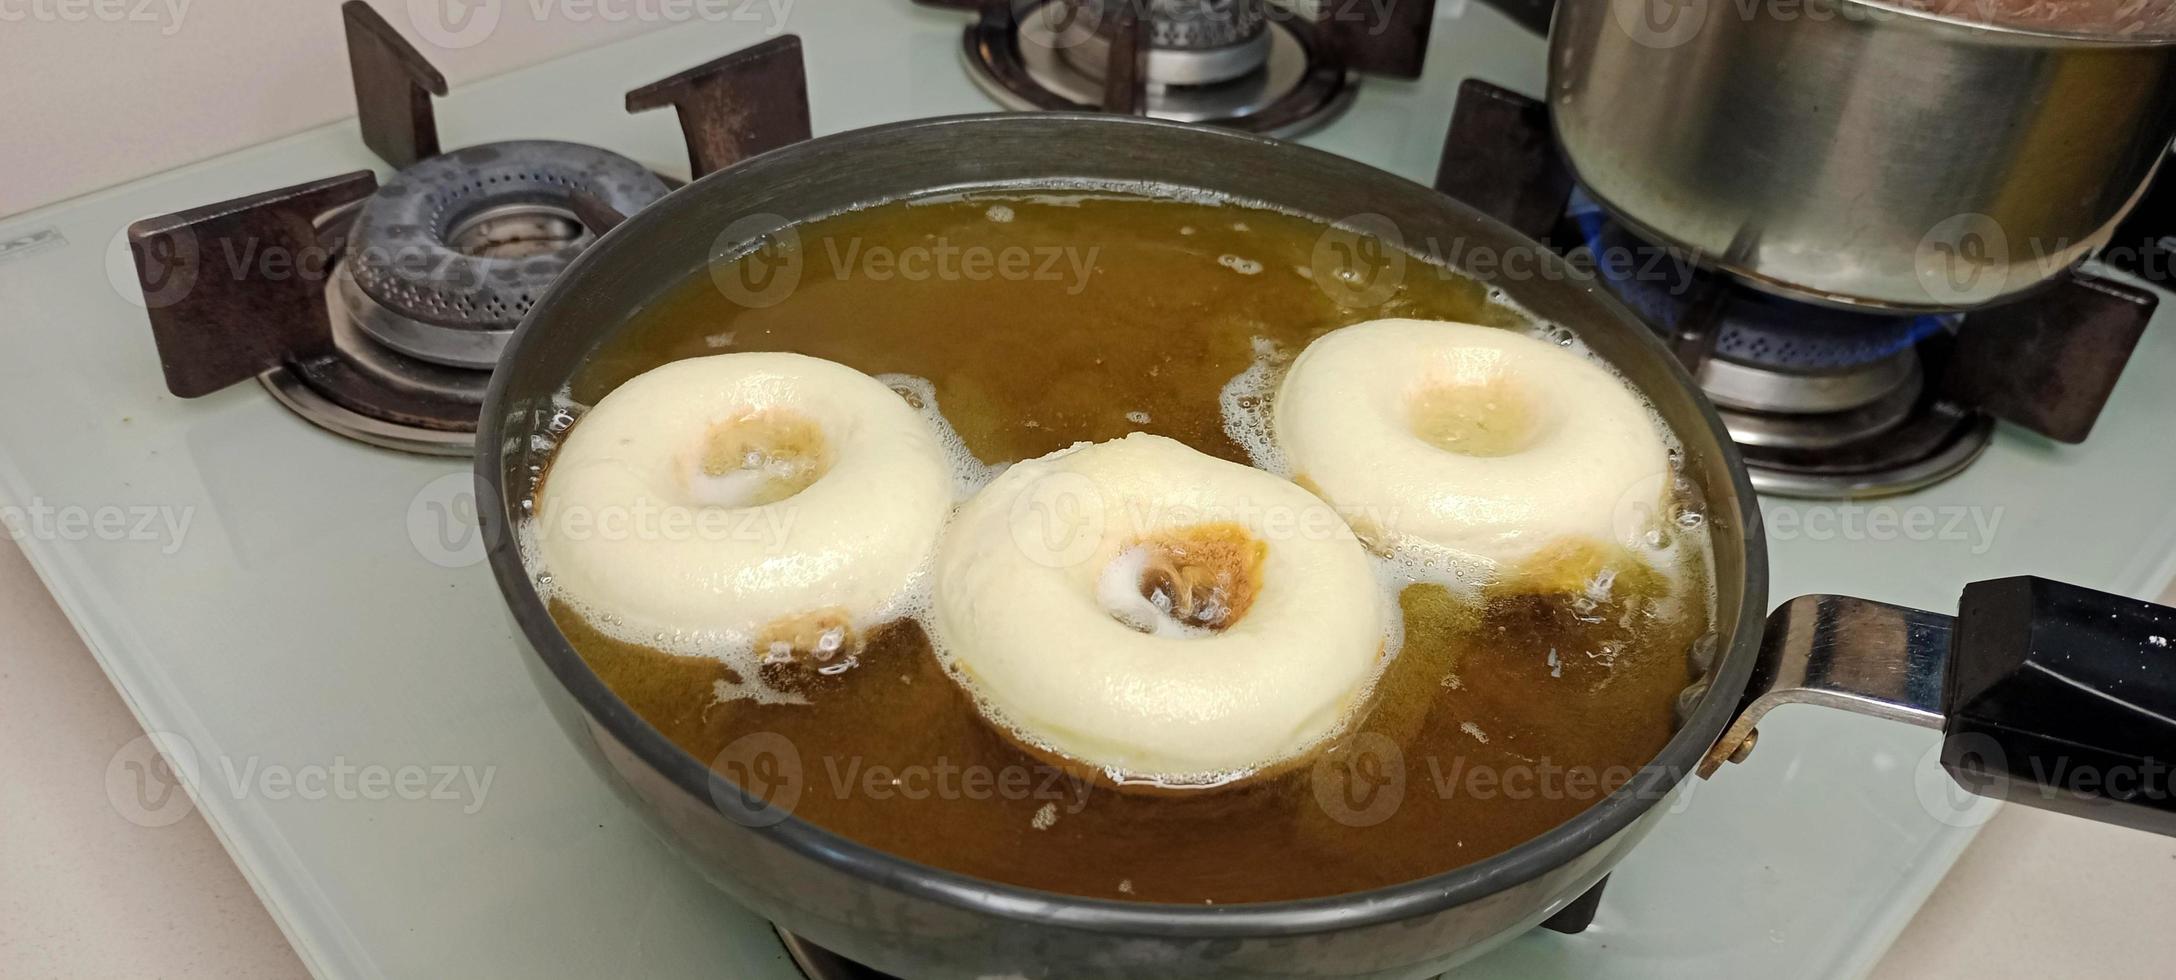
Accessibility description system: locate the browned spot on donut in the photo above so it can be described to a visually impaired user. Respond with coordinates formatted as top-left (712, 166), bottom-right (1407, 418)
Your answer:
top-left (755, 607), bottom-right (862, 695)
top-left (1130, 522), bottom-right (1268, 633)
top-left (697, 408), bottom-right (831, 505)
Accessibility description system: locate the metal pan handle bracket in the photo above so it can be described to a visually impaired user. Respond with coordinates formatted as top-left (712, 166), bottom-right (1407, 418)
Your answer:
top-left (1698, 596), bottom-right (1951, 778)
top-left (1707, 579), bottom-right (2176, 837)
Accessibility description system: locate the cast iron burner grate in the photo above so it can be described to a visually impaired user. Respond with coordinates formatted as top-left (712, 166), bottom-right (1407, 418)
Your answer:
top-left (920, 0), bottom-right (1434, 137)
top-left (127, 1), bottom-right (813, 456)
top-left (1434, 79), bottom-right (2159, 498)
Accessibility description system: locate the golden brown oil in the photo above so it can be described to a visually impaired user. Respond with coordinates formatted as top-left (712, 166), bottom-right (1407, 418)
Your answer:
top-left (547, 193), bottom-right (1711, 904)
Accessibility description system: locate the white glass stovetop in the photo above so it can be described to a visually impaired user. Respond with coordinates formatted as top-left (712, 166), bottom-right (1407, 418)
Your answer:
top-left (4, 3), bottom-right (2175, 979)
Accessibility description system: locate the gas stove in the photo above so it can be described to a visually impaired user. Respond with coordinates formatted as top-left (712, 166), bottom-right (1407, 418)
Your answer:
top-left (6, 2), bottom-right (2176, 980)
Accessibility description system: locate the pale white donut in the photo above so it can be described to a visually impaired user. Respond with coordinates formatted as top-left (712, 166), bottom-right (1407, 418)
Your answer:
top-left (535, 352), bottom-right (954, 648)
top-left (1274, 318), bottom-right (1670, 571)
top-left (931, 433), bottom-right (1387, 781)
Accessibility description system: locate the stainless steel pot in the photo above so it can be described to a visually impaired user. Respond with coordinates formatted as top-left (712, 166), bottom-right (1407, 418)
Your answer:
top-left (478, 114), bottom-right (2176, 979)
top-left (1546, 0), bottom-right (2176, 312)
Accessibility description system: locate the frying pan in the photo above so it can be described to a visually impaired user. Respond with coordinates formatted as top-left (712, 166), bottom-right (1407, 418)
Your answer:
top-left (478, 114), bottom-right (2175, 979)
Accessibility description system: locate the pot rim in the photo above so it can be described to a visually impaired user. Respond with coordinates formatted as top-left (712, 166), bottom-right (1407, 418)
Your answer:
top-left (477, 111), bottom-right (1771, 939)
top-left (1769, 0), bottom-right (2176, 47)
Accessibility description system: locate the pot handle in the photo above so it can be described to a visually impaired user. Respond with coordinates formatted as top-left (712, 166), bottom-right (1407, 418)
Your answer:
top-left (1704, 577), bottom-right (2176, 836)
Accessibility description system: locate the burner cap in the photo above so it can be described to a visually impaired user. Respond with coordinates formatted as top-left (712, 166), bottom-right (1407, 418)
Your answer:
top-left (345, 140), bottom-right (668, 368)
top-left (962, 0), bottom-right (1353, 136)
top-left (1058, 0), bottom-right (1274, 86)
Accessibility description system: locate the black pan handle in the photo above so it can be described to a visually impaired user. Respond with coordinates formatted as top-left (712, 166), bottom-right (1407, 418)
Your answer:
top-left (1706, 578), bottom-right (2176, 836)
top-left (1943, 577), bottom-right (2176, 835)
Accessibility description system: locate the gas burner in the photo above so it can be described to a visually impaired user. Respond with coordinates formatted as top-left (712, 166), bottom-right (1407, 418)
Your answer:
top-left (342, 140), bottom-right (669, 370)
top-left (1618, 265), bottom-right (1999, 497)
top-left (259, 196), bottom-right (488, 456)
top-left (1435, 78), bottom-right (2157, 499)
top-left (128, 2), bottom-right (811, 456)
top-left (929, 0), bottom-right (1434, 136)
top-left (1724, 399), bottom-right (1998, 499)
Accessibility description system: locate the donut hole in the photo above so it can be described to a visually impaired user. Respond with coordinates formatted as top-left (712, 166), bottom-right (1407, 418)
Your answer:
top-left (688, 409), bottom-right (833, 507)
top-left (1405, 373), bottom-right (1546, 458)
top-left (1096, 522), bottom-right (1267, 636)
